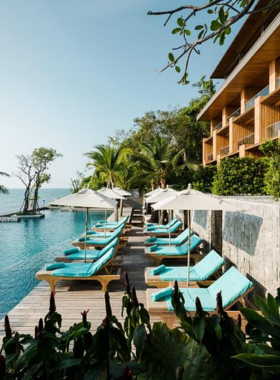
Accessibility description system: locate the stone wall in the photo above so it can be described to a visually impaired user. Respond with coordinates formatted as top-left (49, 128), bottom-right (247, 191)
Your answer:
top-left (191, 196), bottom-right (280, 297)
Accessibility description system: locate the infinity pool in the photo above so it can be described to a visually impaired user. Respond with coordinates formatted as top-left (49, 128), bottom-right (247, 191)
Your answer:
top-left (0, 209), bottom-right (109, 319)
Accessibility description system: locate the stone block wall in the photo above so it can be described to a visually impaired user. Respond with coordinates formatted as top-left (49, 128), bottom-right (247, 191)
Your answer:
top-left (191, 196), bottom-right (280, 297)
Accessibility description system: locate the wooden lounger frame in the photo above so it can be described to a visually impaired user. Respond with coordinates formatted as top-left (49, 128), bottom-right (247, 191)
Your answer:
top-left (36, 259), bottom-right (123, 292)
top-left (146, 287), bottom-right (253, 329)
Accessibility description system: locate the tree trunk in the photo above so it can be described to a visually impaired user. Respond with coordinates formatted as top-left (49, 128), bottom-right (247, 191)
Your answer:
top-left (32, 183), bottom-right (40, 214)
top-left (160, 178), bottom-right (166, 189)
top-left (22, 182), bottom-right (32, 214)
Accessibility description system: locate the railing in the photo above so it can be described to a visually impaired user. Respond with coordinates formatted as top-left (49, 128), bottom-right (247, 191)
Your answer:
top-left (207, 153), bottom-right (213, 161)
top-left (266, 121), bottom-right (280, 139)
top-left (226, 108), bottom-right (241, 122)
top-left (220, 145), bottom-right (229, 157)
top-left (238, 133), bottom-right (255, 147)
top-left (277, 76), bottom-right (280, 88)
top-left (214, 122), bottom-right (222, 131)
top-left (245, 85), bottom-right (269, 110)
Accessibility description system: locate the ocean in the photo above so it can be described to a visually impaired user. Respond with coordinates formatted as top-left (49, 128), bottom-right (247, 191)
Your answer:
top-left (0, 188), bottom-right (70, 215)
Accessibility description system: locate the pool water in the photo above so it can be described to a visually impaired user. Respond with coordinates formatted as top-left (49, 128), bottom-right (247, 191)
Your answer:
top-left (0, 209), bottom-right (110, 320)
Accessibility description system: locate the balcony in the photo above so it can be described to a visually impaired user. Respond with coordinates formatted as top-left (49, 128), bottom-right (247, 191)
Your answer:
top-left (245, 85), bottom-right (269, 110)
top-left (238, 133), bottom-right (255, 147)
top-left (226, 108), bottom-right (241, 123)
top-left (266, 121), bottom-right (280, 139)
top-left (220, 145), bottom-right (229, 157)
top-left (207, 153), bottom-right (213, 161)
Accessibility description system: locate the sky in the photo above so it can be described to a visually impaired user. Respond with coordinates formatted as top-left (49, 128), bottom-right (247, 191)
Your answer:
top-left (0, 0), bottom-right (239, 188)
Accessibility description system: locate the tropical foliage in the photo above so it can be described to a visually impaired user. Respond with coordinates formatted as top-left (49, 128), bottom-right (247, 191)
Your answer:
top-left (2, 275), bottom-right (280, 379)
top-left (16, 147), bottom-right (62, 215)
top-left (260, 140), bottom-right (280, 200)
top-left (148, 1), bottom-right (280, 84)
top-left (0, 171), bottom-right (10, 194)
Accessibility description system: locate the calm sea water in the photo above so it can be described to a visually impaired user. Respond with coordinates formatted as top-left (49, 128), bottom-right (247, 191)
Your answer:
top-left (0, 188), bottom-right (70, 215)
top-left (0, 189), bottom-right (111, 320)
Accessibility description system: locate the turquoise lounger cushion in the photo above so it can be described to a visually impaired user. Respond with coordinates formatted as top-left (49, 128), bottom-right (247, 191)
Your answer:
top-left (156, 250), bottom-right (224, 281)
top-left (46, 262), bottom-right (66, 271)
top-left (147, 235), bottom-right (202, 256)
top-left (51, 247), bottom-right (115, 277)
top-left (208, 266), bottom-right (253, 308)
top-left (64, 247), bottom-right (79, 256)
top-left (150, 264), bottom-right (166, 275)
top-left (80, 227), bottom-right (121, 245)
top-left (67, 237), bottom-right (119, 261)
top-left (146, 221), bottom-right (182, 234)
top-left (158, 267), bottom-right (253, 311)
top-left (148, 245), bottom-right (158, 252)
top-left (78, 237), bottom-right (91, 242)
top-left (145, 228), bottom-right (192, 246)
top-left (151, 286), bottom-right (173, 301)
top-left (146, 237), bottom-right (157, 243)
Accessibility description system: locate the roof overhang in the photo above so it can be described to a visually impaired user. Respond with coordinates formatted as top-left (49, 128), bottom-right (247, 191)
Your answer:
top-left (198, 14), bottom-right (280, 121)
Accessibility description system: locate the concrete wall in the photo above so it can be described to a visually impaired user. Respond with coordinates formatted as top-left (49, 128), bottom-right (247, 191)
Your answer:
top-left (191, 196), bottom-right (280, 297)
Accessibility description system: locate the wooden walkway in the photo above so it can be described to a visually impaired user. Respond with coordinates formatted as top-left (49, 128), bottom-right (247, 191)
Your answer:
top-left (0, 208), bottom-right (164, 339)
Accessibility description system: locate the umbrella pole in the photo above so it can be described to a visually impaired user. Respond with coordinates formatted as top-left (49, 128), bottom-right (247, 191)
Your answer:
top-left (104, 209), bottom-right (107, 238)
top-left (168, 210), bottom-right (171, 246)
top-left (187, 209), bottom-right (191, 286)
top-left (84, 208), bottom-right (88, 263)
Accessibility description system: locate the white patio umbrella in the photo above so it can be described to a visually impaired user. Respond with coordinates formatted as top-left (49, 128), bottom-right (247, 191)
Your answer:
top-left (153, 189), bottom-right (238, 284)
top-left (97, 188), bottom-right (125, 222)
top-left (144, 187), bottom-right (164, 197)
top-left (113, 187), bottom-right (131, 197)
top-left (148, 189), bottom-right (178, 246)
top-left (50, 188), bottom-right (117, 262)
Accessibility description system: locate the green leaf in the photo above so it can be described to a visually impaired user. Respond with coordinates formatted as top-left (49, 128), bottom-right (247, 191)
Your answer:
top-left (195, 25), bottom-right (204, 30)
top-left (168, 53), bottom-right (175, 62)
top-left (133, 324), bottom-right (146, 355)
top-left (51, 359), bottom-right (82, 372)
top-left (211, 20), bottom-right (222, 31)
top-left (207, 9), bottom-right (213, 14)
top-left (175, 66), bottom-right (181, 73)
top-left (219, 8), bottom-right (225, 23)
top-left (234, 353), bottom-right (280, 373)
top-left (172, 28), bottom-right (181, 34)
top-left (184, 29), bottom-right (191, 36)
top-left (177, 17), bottom-right (184, 27)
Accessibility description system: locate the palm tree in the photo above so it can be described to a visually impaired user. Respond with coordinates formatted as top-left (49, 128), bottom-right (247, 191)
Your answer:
top-left (85, 145), bottom-right (129, 189)
top-left (0, 171), bottom-right (10, 194)
top-left (131, 133), bottom-right (185, 189)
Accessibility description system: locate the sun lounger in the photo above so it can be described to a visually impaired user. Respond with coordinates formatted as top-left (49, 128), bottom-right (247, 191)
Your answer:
top-left (55, 237), bottom-right (119, 262)
top-left (144, 220), bottom-right (182, 237)
top-left (145, 250), bottom-right (225, 287)
top-left (145, 218), bottom-right (179, 230)
top-left (36, 247), bottom-right (121, 292)
top-left (92, 217), bottom-right (131, 233)
top-left (146, 266), bottom-right (254, 327)
top-left (72, 226), bottom-right (125, 250)
top-left (145, 228), bottom-right (192, 247)
top-left (145, 234), bottom-right (203, 265)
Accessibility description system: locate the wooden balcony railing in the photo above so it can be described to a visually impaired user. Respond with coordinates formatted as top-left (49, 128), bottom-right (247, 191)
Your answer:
top-left (220, 145), bottom-right (229, 157)
top-left (238, 133), bottom-right (255, 147)
top-left (266, 121), bottom-right (280, 139)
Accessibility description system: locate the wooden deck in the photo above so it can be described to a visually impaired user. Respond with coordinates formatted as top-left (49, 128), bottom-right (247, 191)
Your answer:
top-left (0, 208), bottom-right (166, 339)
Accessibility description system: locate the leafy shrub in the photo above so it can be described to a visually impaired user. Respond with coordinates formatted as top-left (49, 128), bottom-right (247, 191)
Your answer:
top-left (192, 165), bottom-right (217, 193)
top-left (212, 156), bottom-right (268, 195)
top-left (260, 140), bottom-right (280, 200)
top-left (2, 275), bottom-right (280, 379)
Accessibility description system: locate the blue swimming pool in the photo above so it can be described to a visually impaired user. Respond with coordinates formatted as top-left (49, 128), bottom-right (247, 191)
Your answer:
top-left (0, 209), bottom-right (109, 320)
